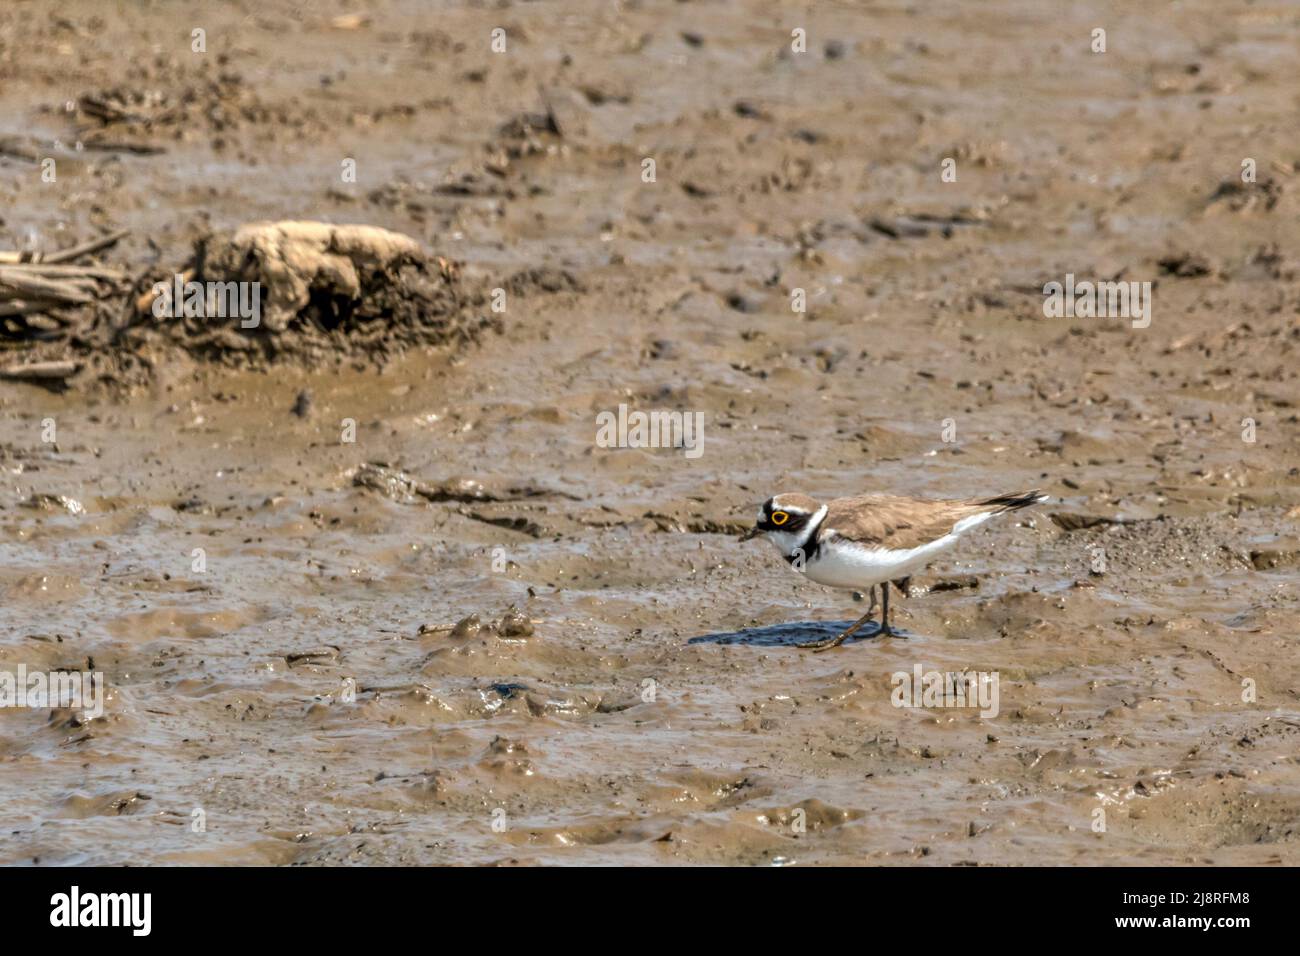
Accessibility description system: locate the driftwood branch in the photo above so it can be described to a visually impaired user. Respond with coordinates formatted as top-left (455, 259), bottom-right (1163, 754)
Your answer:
top-left (42, 229), bottom-right (131, 264)
top-left (0, 267), bottom-right (96, 304)
top-left (0, 228), bottom-right (129, 342)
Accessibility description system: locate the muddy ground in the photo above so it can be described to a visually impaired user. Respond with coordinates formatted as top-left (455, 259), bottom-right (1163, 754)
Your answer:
top-left (1, 0), bottom-right (1298, 865)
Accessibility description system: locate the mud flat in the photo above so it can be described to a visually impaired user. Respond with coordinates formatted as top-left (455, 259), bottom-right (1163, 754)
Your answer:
top-left (0, 0), bottom-right (1298, 865)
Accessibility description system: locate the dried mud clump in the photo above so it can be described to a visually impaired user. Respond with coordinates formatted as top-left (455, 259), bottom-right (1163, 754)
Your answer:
top-left (123, 221), bottom-right (496, 368)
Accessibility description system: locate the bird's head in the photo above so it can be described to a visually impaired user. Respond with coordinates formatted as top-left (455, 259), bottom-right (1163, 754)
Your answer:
top-left (739, 493), bottom-right (823, 550)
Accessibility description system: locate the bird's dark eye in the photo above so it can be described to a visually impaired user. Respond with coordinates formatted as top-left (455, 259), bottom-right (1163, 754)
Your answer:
top-left (771, 511), bottom-right (790, 526)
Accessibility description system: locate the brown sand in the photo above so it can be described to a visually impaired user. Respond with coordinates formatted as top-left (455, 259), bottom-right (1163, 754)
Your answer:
top-left (0, 0), bottom-right (1297, 865)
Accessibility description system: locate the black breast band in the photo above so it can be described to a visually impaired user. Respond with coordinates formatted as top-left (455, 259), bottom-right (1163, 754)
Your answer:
top-left (783, 510), bottom-right (825, 566)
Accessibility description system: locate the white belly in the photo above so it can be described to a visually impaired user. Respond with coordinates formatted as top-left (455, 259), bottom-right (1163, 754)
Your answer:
top-left (798, 510), bottom-right (995, 590)
top-left (800, 536), bottom-right (953, 589)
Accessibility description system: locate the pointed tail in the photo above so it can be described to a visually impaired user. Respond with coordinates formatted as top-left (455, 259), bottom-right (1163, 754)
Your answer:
top-left (978, 490), bottom-right (1048, 512)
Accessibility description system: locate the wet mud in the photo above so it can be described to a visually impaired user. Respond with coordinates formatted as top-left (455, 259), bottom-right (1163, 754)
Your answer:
top-left (0, 1), bottom-right (1298, 865)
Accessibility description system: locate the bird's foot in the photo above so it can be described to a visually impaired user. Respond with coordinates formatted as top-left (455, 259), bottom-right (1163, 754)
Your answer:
top-left (797, 633), bottom-right (847, 651)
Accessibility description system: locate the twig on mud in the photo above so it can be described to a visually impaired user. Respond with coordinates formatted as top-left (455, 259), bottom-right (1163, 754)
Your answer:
top-left (0, 262), bottom-right (126, 280)
top-left (0, 267), bottom-right (97, 303)
top-left (0, 228), bottom-right (129, 265)
top-left (0, 359), bottom-right (80, 380)
top-left (77, 140), bottom-right (166, 156)
top-left (41, 228), bottom-right (131, 264)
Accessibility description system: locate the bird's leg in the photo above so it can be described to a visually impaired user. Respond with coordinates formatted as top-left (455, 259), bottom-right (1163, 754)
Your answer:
top-left (880, 584), bottom-right (892, 635)
top-left (799, 585), bottom-right (879, 651)
top-left (800, 605), bottom-right (877, 651)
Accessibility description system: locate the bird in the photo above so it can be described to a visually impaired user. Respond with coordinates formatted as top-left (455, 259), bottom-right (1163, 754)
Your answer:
top-left (739, 489), bottom-right (1047, 650)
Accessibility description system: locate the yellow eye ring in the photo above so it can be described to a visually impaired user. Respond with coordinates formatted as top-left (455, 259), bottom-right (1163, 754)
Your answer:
top-left (771, 511), bottom-right (790, 526)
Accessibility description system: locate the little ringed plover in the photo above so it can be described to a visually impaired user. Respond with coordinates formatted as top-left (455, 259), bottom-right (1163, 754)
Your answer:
top-left (740, 489), bottom-right (1047, 650)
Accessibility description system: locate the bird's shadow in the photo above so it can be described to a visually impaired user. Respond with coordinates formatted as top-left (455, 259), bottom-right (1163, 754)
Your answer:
top-left (688, 619), bottom-right (894, 647)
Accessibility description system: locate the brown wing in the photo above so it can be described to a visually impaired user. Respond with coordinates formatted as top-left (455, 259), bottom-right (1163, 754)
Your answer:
top-left (817, 495), bottom-right (993, 551)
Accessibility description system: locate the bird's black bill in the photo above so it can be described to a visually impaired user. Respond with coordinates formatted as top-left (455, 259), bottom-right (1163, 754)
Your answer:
top-left (739, 526), bottom-right (761, 541)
